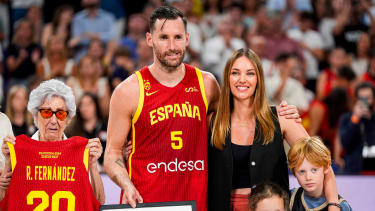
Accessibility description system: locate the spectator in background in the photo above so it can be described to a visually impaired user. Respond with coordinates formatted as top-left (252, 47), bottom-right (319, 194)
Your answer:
top-left (111, 47), bottom-right (134, 88)
top-left (66, 92), bottom-right (107, 169)
top-left (200, 0), bottom-right (223, 39)
top-left (287, 11), bottom-right (324, 92)
top-left (242, 0), bottom-right (258, 29)
top-left (201, 15), bottom-right (246, 83)
top-left (225, 2), bottom-right (245, 39)
top-left (170, 0), bottom-right (203, 63)
top-left (67, 56), bottom-right (110, 119)
top-left (360, 51), bottom-right (375, 87)
top-left (36, 35), bottom-right (76, 80)
top-left (266, 53), bottom-right (309, 112)
top-left (258, 10), bottom-right (303, 62)
top-left (25, 5), bottom-right (43, 44)
top-left (318, 0), bottom-right (342, 50)
top-left (5, 19), bottom-right (41, 88)
top-left (333, 0), bottom-right (375, 54)
top-left (245, 34), bottom-right (273, 78)
top-left (351, 32), bottom-right (371, 76)
top-left (120, 13), bottom-right (148, 60)
top-left (71, 0), bottom-right (116, 61)
top-left (5, 85), bottom-right (35, 136)
top-left (135, 38), bottom-right (153, 70)
top-left (303, 88), bottom-right (350, 158)
top-left (316, 48), bottom-right (348, 100)
top-left (339, 82), bottom-right (375, 174)
top-left (100, 0), bottom-right (126, 39)
top-left (41, 5), bottom-right (74, 48)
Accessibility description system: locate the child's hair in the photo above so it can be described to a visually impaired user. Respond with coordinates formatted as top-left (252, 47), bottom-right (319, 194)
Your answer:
top-left (114, 47), bottom-right (131, 58)
top-left (288, 136), bottom-right (331, 174)
top-left (249, 183), bottom-right (289, 211)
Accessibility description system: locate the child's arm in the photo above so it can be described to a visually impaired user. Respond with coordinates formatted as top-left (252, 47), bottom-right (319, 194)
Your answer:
top-left (324, 167), bottom-right (340, 211)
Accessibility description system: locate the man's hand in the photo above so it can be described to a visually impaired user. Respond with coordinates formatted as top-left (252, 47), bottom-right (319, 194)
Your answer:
top-left (278, 100), bottom-right (301, 123)
top-left (86, 138), bottom-right (103, 165)
top-left (121, 182), bottom-right (143, 208)
top-left (353, 101), bottom-right (372, 120)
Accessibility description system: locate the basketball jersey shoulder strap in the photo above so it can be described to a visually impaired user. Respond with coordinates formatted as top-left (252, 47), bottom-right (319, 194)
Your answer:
top-left (193, 66), bottom-right (208, 112)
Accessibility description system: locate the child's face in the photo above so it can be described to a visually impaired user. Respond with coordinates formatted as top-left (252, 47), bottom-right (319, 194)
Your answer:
top-left (295, 158), bottom-right (327, 198)
top-left (255, 196), bottom-right (285, 211)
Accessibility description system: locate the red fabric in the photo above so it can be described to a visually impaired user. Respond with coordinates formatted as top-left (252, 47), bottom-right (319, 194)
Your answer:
top-left (322, 68), bottom-right (337, 99)
top-left (0, 135), bottom-right (100, 211)
top-left (126, 64), bottom-right (208, 211)
top-left (230, 193), bottom-right (251, 211)
top-left (303, 100), bottom-right (337, 152)
top-left (363, 72), bottom-right (375, 87)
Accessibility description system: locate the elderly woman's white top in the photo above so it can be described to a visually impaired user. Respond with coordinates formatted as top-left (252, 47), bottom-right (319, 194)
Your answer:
top-left (31, 130), bottom-right (67, 141)
top-left (0, 113), bottom-right (14, 169)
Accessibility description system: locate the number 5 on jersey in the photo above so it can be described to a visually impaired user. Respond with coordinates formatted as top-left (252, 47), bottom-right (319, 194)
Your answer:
top-left (171, 131), bottom-right (183, 150)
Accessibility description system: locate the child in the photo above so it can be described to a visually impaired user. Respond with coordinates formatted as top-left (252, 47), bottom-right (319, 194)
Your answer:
top-left (249, 183), bottom-right (289, 211)
top-left (288, 137), bottom-right (352, 211)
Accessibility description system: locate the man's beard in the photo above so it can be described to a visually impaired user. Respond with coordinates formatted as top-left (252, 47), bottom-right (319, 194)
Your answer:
top-left (155, 49), bottom-right (185, 71)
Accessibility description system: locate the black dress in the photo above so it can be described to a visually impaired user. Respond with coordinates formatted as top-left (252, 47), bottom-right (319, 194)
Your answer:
top-left (207, 107), bottom-right (289, 211)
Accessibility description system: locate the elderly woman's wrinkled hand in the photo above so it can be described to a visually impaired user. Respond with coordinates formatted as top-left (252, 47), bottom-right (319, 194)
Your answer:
top-left (1, 136), bottom-right (16, 160)
top-left (86, 138), bottom-right (103, 165)
top-left (0, 170), bottom-right (12, 190)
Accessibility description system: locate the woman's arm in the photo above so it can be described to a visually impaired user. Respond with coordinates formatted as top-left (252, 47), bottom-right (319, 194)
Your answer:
top-left (87, 138), bottom-right (105, 204)
top-left (278, 107), bottom-right (339, 211)
top-left (277, 106), bottom-right (309, 146)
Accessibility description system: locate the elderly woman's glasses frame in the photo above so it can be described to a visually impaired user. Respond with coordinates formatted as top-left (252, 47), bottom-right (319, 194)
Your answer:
top-left (39, 109), bottom-right (69, 121)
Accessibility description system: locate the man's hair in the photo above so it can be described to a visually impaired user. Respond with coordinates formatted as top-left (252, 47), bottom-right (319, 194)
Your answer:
top-left (149, 5), bottom-right (187, 32)
top-left (355, 82), bottom-right (375, 99)
top-left (288, 137), bottom-right (331, 174)
top-left (249, 183), bottom-right (289, 211)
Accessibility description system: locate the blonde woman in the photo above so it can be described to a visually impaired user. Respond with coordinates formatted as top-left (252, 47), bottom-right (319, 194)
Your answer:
top-left (208, 48), bottom-right (339, 211)
top-left (5, 85), bottom-right (35, 136)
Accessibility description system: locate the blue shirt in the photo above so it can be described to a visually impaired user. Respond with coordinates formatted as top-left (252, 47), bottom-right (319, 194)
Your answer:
top-left (290, 188), bottom-right (352, 211)
top-left (72, 9), bottom-right (116, 45)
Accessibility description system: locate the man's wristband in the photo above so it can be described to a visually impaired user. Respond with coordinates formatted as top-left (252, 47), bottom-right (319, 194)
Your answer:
top-left (351, 114), bottom-right (359, 124)
top-left (327, 202), bottom-right (341, 209)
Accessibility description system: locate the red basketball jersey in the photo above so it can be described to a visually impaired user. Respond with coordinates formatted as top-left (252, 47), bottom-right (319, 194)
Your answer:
top-left (0, 135), bottom-right (101, 211)
top-left (126, 64), bottom-right (208, 211)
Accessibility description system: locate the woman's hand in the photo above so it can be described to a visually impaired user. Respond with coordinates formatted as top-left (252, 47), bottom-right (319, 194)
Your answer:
top-left (1, 136), bottom-right (16, 160)
top-left (0, 170), bottom-right (12, 190)
top-left (86, 138), bottom-right (103, 165)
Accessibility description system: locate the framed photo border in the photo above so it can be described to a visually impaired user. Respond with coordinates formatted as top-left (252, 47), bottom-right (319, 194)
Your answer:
top-left (100, 201), bottom-right (197, 211)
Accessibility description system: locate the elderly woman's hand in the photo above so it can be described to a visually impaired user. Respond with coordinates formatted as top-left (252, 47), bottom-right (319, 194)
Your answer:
top-left (86, 138), bottom-right (103, 165)
top-left (1, 136), bottom-right (16, 160)
top-left (0, 169), bottom-right (12, 190)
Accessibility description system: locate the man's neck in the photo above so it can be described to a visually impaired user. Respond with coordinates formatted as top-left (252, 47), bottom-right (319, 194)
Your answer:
top-left (148, 62), bottom-right (185, 87)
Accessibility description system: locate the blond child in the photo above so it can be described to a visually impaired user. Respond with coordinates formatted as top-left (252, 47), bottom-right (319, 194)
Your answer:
top-left (288, 137), bottom-right (352, 211)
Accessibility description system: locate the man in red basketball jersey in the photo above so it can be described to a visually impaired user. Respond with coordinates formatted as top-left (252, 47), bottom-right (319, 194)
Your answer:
top-left (104, 5), bottom-right (300, 211)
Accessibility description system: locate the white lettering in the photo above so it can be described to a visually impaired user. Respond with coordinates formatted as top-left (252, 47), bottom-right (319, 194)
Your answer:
top-left (146, 158), bottom-right (205, 173)
top-left (147, 163), bottom-right (157, 173)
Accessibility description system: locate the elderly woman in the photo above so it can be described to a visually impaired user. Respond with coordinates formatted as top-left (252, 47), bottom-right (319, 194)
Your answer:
top-left (0, 79), bottom-right (105, 205)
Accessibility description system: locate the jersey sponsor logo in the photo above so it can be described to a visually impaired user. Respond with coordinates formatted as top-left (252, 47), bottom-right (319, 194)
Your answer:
top-left (185, 87), bottom-right (199, 93)
top-left (146, 158), bottom-right (204, 173)
top-left (149, 101), bottom-right (202, 125)
top-left (146, 90), bottom-right (159, 96)
top-left (26, 165), bottom-right (76, 182)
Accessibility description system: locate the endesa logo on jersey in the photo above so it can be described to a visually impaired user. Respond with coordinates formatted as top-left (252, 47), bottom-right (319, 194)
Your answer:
top-left (147, 158), bottom-right (204, 173)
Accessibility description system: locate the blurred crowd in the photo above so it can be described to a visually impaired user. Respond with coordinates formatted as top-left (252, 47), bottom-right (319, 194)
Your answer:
top-left (0, 0), bottom-right (374, 174)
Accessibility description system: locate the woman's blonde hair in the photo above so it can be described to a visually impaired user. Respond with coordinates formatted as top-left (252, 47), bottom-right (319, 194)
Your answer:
top-left (211, 48), bottom-right (275, 149)
top-left (288, 136), bottom-right (331, 174)
top-left (5, 85), bottom-right (33, 127)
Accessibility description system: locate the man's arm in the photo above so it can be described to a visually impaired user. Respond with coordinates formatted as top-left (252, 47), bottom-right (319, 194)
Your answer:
top-left (201, 71), bottom-right (220, 127)
top-left (103, 74), bottom-right (143, 207)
